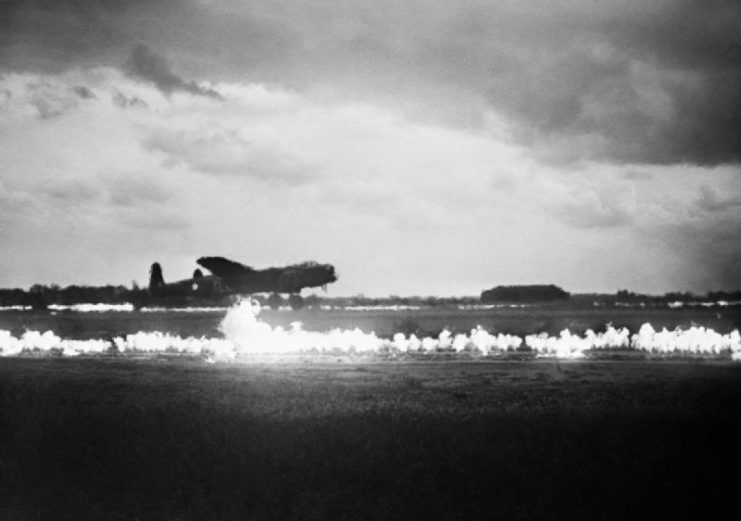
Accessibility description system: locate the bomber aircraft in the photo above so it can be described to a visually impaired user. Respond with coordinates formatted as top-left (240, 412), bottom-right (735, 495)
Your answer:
top-left (147, 256), bottom-right (337, 309)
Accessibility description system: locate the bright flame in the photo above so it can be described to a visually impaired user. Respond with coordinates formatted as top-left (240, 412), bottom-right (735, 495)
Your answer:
top-left (1, 299), bottom-right (740, 361)
top-left (48, 303), bottom-right (135, 312)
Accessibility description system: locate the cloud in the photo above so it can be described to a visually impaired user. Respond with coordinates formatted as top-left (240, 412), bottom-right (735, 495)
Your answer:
top-left (144, 126), bottom-right (319, 183)
top-left (111, 90), bottom-right (148, 109)
top-left (655, 214), bottom-right (741, 291)
top-left (124, 44), bottom-right (222, 99)
top-left (0, 181), bottom-right (36, 224)
top-left (37, 179), bottom-right (101, 204)
top-left (556, 189), bottom-right (635, 229)
top-left (697, 185), bottom-right (741, 213)
top-left (1, 66), bottom-right (740, 294)
top-left (27, 80), bottom-right (80, 119)
top-left (166, 0), bottom-right (738, 166)
top-left (119, 209), bottom-right (191, 231)
top-left (72, 85), bottom-right (95, 99)
top-left (457, 1), bottom-right (741, 165)
top-left (2, 1), bottom-right (739, 166)
top-left (106, 173), bottom-right (170, 207)
top-left (622, 170), bottom-right (653, 182)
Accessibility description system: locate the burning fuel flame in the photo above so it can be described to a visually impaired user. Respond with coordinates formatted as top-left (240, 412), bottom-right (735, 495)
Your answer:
top-left (1, 299), bottom-right (740, 361)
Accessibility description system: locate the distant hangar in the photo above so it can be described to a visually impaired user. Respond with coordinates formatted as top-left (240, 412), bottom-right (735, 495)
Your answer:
top-left (480, 285), bottom-right (570, 303)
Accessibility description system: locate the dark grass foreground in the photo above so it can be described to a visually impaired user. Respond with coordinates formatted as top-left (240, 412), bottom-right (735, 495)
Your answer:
top-left (1, 359), bottom-right (740, 520)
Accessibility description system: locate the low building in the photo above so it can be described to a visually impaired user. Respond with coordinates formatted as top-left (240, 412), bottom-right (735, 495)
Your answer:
top-left (480, 284), bottom-right (570, 302)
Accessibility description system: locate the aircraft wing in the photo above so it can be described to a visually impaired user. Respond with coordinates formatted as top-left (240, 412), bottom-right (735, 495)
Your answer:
top-left (196, 256), bottom-right (255, 279)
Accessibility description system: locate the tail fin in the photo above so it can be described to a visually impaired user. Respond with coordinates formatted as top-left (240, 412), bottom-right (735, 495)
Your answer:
top-left (149, 262), bottom-right (165, 295)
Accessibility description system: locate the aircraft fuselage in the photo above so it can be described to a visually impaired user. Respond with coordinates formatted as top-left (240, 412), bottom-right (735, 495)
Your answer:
top-left (146, 257), bottom-right (337, 308)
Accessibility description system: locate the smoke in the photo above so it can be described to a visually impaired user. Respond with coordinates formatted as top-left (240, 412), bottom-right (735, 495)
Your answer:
top-left (1, 300), bottom-right (740, 361)
top-left (220, 300), bottom-right (383, 355)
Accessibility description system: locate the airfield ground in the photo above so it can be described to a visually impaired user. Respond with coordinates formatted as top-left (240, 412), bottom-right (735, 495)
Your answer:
top-left (1, 304), bottom-right (740, 340)
top-left (1, 357), bottom-right (740, 520)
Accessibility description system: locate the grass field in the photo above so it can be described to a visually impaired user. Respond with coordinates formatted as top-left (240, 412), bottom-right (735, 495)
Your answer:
top-left (2, 357), bottom-right (740, 520)
top-left (2, 304), bottom-right (740, 340)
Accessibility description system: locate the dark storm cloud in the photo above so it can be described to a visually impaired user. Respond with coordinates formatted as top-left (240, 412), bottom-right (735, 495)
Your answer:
top-left (284, 0), bottom-right (741, 166)
top-left (0, 0), bottom-right (146, 71)
top-left (440, 0), bottom-right (741, 165)
top-left (0, 0), bottom-right (294, 79)
top-left (124, 44), bottom-right (222, 99)
top-left (2, 0), bottom-right (739, 165)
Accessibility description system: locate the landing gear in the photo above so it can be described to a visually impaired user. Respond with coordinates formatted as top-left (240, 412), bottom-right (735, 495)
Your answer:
top-left (288, 294), bottom-right (304, 310)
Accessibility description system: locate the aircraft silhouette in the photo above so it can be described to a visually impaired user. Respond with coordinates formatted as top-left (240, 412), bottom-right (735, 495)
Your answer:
top-left (147, 256), bottom-right (337, 309)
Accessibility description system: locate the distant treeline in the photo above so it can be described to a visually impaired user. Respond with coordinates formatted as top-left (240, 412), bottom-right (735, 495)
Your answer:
top-left (0, 284), bottom-right (143, 309)
top-left (1, 284), bottom-right (740, 309)
top-left (0, 285), bottom-right (485, 309)
top-left (299, 294), bottom-right (482, 307)
top-left (611, 289), bottom-right (741, 303)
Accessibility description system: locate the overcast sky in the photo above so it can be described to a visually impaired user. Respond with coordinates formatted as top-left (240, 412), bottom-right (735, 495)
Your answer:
top-left (1, 0), bottom-right (740, 296)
